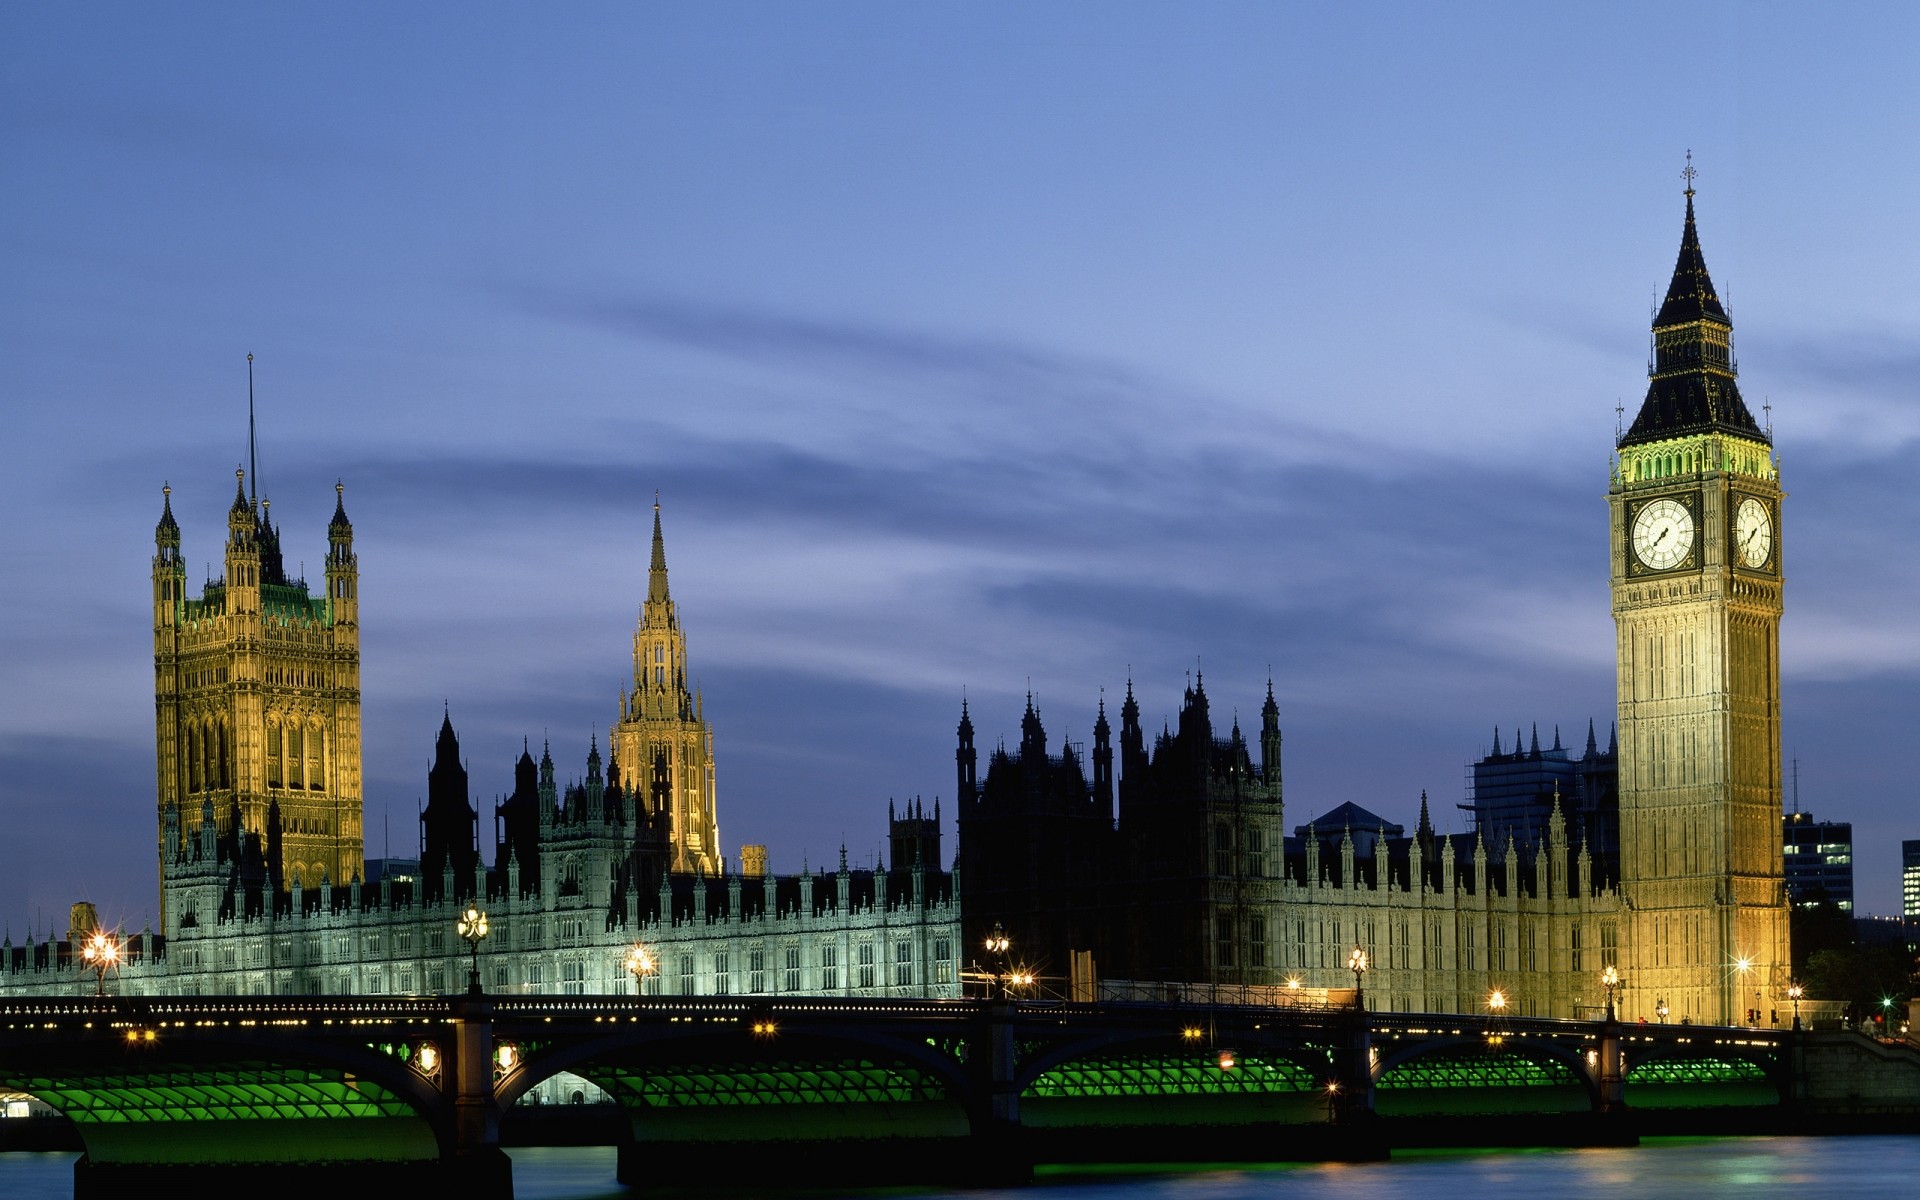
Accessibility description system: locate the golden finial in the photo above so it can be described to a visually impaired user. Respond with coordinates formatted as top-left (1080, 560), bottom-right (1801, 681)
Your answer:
top-left (1682, 149), bottom-right (1697, 197)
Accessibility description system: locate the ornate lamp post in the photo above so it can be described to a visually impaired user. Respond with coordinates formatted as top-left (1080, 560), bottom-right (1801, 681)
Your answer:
top-left (456, 904), bottom-right (490, 995)
top-left (80, 930), bottom-right (121, 997)
top-left (1788, 981), bottom-right (1804, 1030)
top-left (1601, 964), bottom-right (1620, 1022)
top-left (984, 923), bottom-right (1012, 999)
top-left (1348, 944), bottom-right (1368, 1010)
top-left (625, 944), bottom-right (657, 996)
top-left (1656, 996), bottom-right (1669, 1024)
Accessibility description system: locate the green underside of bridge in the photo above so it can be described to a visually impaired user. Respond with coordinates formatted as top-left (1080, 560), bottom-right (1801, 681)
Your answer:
top-left (1626, 1057), bottom-right (1775, 1108)
top-left (587, 1058), bottom-right (947, 1107)
top-left (8, 1062), bottom-right (415, 1123)
top-left (1, 1062), bottom-right (438, 1164)
top-left (1029, 1054), bottom-right (1322, 1098)
top-left (1375, 1049), bottom-right (1589, 1115)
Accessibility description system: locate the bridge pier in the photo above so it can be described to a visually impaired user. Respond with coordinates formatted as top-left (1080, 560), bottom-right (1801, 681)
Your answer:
top-left (965, 999), bottom-right (1033, 1186)
top-left (1597, 1015), bottom-right (1624, 1113)
top-left (447, 992), bottom-right (514, 1197)
top-left (1337, 1008), bottom-right (1376, 1122)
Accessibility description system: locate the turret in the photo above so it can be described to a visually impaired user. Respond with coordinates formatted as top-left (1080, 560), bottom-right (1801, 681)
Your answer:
top-left (224, 468), bottom-right (261, 615)
top-left (1259, 679), bottom-right (1282, 788)
top-left (1018, 693), bottom-right (1046, 761)
top-left (421, 708), bottom-right (479, 902)
top-left (1091, 696), bottom-right (1113, 816)
top-left (1119, 678), bottom-right (1144, 778)
top-left (325, 481), bottom-right (358, 626)
top-left (955, 697), bottom-right (977, 802)
top-left (153, 484), bottom-right (184, 630)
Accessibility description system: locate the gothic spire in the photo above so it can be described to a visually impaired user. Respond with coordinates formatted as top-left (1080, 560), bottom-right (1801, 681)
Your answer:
top-left (648, 495), bottom-right (671, 605)
top-left (1619, 166), bottom-right (1766, 448)
top-left (156, 483), bottom-right (179, 545)
top-left (330, 480), bottom-right (352, 536)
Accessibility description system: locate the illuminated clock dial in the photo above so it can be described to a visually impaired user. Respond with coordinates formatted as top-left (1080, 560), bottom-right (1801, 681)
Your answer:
top-left (1735, 497), bottom-right (1773, 568)
top-left (1631, 497), bottom-right (1694, 570)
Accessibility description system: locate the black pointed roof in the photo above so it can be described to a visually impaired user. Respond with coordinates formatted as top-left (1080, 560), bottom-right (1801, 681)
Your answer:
top-left (330, 481), bottom-right (352, 535)
top-left (1655, 194), bottom-right (1729, 326)
top-left (156, 485), bottom-right (179, 542)
top-left (1619, 190), bottom-right (1768, 449)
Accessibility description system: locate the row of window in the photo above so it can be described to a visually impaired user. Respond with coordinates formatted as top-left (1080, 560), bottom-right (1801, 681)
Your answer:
top-left (160, 931), bottom-right (957, 997)
top-left (1213, 915), bottom-right (1617, 973)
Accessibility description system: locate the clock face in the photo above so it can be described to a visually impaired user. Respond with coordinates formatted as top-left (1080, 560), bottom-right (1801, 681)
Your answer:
top-left (1735, 497), bottom-right (1773, 568)
top-left (1631, 497), bottom-right (1695, 570)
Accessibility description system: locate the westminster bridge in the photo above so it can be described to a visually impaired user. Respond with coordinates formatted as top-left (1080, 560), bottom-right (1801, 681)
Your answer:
top-left (3, 992), bottom-right (1917, 1198)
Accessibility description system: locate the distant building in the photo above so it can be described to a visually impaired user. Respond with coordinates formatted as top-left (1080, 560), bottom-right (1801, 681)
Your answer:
top-left (1464, 721), bottom-right (1619, 887)
top-left (1903, 840), bottom-right (1920, 921)
top-left (1782, 812), bottom-right (1854, 912)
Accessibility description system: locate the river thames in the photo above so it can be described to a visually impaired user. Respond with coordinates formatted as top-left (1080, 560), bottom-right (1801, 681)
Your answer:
top-left (2, 1137), bottom-right (1917, 1200)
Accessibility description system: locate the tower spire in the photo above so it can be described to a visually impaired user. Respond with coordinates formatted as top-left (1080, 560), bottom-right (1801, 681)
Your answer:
top-left (648, 494), bottom-right (670, 604)
top-left (1619, 159), bottom-right (1765, 448)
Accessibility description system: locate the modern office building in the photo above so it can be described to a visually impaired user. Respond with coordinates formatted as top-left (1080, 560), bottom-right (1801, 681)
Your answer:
top-left (1782, 812), bottom-right (1855, 912)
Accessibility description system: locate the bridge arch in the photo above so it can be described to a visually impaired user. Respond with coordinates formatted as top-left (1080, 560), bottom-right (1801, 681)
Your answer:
top-left (0, 1022), bottom-right (453, 1168)
top-left (1372, 1036), bottom-right (1601, 1114)
top-left (1622, 1040), bottom-right (1786, 1107)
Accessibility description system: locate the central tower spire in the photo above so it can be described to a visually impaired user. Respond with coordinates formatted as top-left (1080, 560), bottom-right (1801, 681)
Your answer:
top-left (614, 498), bottom-right (719, 874)
top-left (648, 494), bottom-right (671, 604)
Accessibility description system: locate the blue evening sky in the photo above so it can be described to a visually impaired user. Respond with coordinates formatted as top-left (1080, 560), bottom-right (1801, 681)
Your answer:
top-left (3, 3), bottom-right (1917, 933)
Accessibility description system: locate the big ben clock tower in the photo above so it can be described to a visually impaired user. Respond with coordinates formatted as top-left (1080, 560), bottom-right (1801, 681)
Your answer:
top-left (1611, 169), bottom-right (1789, 1025)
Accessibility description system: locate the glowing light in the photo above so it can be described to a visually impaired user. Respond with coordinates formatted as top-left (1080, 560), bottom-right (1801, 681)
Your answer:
top-left (1487, 989), bottom-right (1507, 1011)
top-left (80, 930), bottom-right (121, 996)
top-left (414, 1043), bottom-right (440, 1074)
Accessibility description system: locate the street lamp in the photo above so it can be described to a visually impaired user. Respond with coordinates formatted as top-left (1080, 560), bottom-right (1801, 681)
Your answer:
top-left (1656, 996), bottom-right (1669, 1024)
top-left (1734, 956), bottom-right (1753, 1026)
top-left (984, 923), bottom-right (1012, 998)
top-left (1488, 988), bottom-right (1507, 1013)
top-left (456, 904), bottom-right (490, 995)
top-left (1787, 982), bottom-right (1804, 1030)
top-left (1601, 965), bottom-right (1620, 1021)
top-left (1348, 944), bottom-right (1368, 1009)
top-left (625, 944), bottom-right (657, 995)
top-left (80, 930), bottom-right (121, 997)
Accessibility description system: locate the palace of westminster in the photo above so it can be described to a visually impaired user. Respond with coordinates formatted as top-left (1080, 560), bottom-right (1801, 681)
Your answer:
top-left (0, 188), bottom-right (1793, 1027)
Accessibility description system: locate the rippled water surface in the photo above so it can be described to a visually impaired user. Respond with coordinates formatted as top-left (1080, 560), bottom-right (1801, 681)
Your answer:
top-left (4, 1137), bottom-right (1918, 1200)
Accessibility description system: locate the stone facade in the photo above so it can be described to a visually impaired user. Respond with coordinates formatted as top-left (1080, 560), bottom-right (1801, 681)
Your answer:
top-left (956, 189), bottom-right (1788, 1025)
top-left (2, 495), bottom-right (960, 1001)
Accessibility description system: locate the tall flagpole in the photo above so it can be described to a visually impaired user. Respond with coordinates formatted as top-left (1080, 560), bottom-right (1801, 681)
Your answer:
top-left (247, 353), bottom-right (257, 507)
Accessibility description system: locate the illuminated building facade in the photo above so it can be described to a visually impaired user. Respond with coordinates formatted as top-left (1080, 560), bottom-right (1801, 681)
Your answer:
top-left (2, 497), bottom-right (958, 1000)
top-left (150, 473), bottom-right (365, 921)
top-left (958, 186), bottom-right (1790, 1023)
top-left (1609, 181), bottom-right (1791, 1024)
